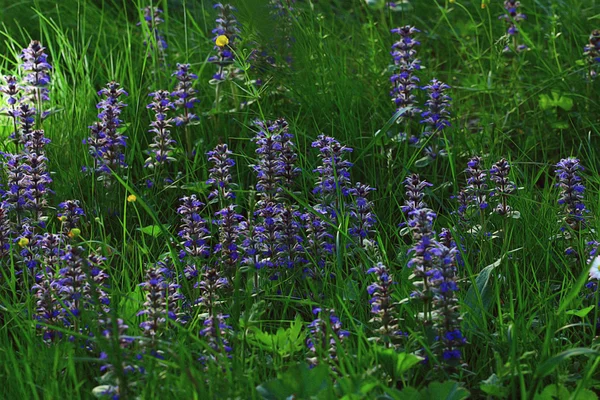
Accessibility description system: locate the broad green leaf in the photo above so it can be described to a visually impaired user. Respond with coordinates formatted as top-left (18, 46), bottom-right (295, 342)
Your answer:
top-left (538, 91), bottom-right (573, 111)
top-left (464, 257), bottom-right (503, 328)
top-left (138, 224), bottom-right (167, 237)
top-left (533, 384), bottom-right (570, 400)
top-left (572, 389), bottom-right (598, 400)
top-left (256, 363), bottom-right (331, 400)
top-left (565, 305), bottom-right (595, 318)
top-left (247, 316), bottom-right (306, 357)
top-left (535, 348), bottom-right (600, 378)
top-left (480, 374), bottom-right (508, 398)
top-left (376, 348), bottom-right (422, 379)
top-left (421, 381), bottom-right (470, 400)
top-left (415, 155), bottom-right (434, 168)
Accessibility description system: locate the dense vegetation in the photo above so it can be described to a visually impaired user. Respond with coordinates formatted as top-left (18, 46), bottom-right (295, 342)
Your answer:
top-left (1, 0), bottom-right (600, 398)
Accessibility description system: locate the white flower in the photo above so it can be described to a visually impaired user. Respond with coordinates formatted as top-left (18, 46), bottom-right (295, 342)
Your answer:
top-left (589, 256), bottom-right (600, 280)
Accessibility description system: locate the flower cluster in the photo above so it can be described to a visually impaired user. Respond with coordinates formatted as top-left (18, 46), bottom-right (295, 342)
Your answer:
top-left (177, 195), bottom-right (211, 261)
top-left (57, 200), bottom-right (85, 236)
top-left (499, 0), bottom-right (528, 53)
top-left (14, 103), bottom-right (37, 147)
top-left (274, 119), bottom-right (300, 200)
top-left (197, 265), bottom-right (231, 363)
top-left (390, 26), bottom-right (421, 121)
top-left (465, 156), bottom-right (488, 211)
top-left (144, 90), bottom-right (176, 169)
top-left (555, 157), bottom-right (586, 230)
top-left (0, 205), bottom-right (10, 258)
top-left (31, 242), bottom-right (111, 340)
top-left (2, 153), bottom-right (29, 214)
top-left (138, 266), bottom-right (184, 338)
top-left (22, 129), bottom-right (52, 218)
top-left (312, 135), bottom-right (353, 217)
top-left (139, 6), bottom-right (167, 58)
top-left (214, 205), bottom-right (244, 274)
top-left (85, 82), bottom-right (128, 184)
top-left (1, 75), bottom-right (22, 145)
top-left (420, 79), bottom-right (452, 159)
top-left (251, 120), bottom-right (285, 272)
top-left (367, 263), bottom-right (402, 347)
top-left (407, 208), bottom-right (440, 304)
top-left (20, 40), bottom-right (52, 109)
top-left (584, 30), bottom-right (600, 79)
top-left (302, 211), bottom-right (334, 273)
top-left (348, 183), bottom-right (377, 247)
top-left (490, 158), bottom-right (516, 216)
top-left (430, 237), bottom-right (465, 366)
top-left (207, 144), bottom-right (236, 202)
top-left (306, 308), bottom-right (349, 368)
top-left (209, 3), bottom-right (240, 82)
top-left (171, 64), bottom-right (200, 127)
top-left (401, 174), bottom-right (432, 218)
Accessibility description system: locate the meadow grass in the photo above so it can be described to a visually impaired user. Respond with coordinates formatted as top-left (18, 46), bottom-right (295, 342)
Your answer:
top-left (0, 0), bottom-right (599, 398)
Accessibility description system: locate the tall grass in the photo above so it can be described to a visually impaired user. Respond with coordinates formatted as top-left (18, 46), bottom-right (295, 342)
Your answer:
top-left (0, 0), bottom-right (599, 398)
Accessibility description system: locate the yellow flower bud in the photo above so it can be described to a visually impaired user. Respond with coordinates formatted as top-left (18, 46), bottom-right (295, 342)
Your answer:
top-left (18, 237), bottom-right (30, 247)
top-left (58, 216), bottom-right (67, 222)
top-left (68, 228), bottom-right (81, 239)
top-left (127, 194), bottom-right (137, 203)
top-left (215, 35), bottom-right (229, 47)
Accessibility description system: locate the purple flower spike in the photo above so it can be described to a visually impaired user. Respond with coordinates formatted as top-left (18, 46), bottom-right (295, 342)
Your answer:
top-left (22, 129), bottom-right (53, 218)
top-left (144, 90), bottom-right (176, 169)
top-left (139, 6), bottom-right (167, 59)
top-left (555, 157), bottom-right (587, 231)
top-left (20, 40), bottom-right (52, 106)
top-left (390, 26), bottom-right (421, 120)
top-left (209, 3), bottom-right (240, 82)
top-left (349, 183), bottom-right (377, 248)
top-left (490, 158), bottom-right (516, 216)
top-left (171, 64), bottom-right (200, 126)
top-left (367, 263), bottom-right (404, 347)
top-left (306, 308), bottom-right (349, 368)
top-left (430, 240), bottom-right (465, 368)
top-left (206, 144), bottom-right (236, 202)
top-left (177, 195), bottom-right (211, 261)
top-left (85, 82), bottom-right (128, 185)
top-left (312, 134), bottom-right (353, 218)
top-left (584, 30), bottom-right (600, 79)
top-left (138, 265), bottom-right (184, 338)
top-left (499, 1), bottom-right (528, 53)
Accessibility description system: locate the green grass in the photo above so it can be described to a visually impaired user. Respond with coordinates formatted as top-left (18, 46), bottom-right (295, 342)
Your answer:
top-left (1, 0), bottom-right (600, 398)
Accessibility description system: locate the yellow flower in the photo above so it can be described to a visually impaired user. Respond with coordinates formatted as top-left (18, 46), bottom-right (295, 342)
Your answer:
top-left (127, 194), bottom-right (137, 203)
top-left (215, 35), bottom-right (229, 47)
top-left (68, 228), bottom-right (81, 239)
top-left (58, 215), bottom-right (67, 222)
top-left (18, 237), bottom-right (30, 247)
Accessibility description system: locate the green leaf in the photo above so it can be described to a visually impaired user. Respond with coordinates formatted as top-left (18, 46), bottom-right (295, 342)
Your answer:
top-left (335, 376), bottom-right (378, 398)
top-left (535, 348), bottom-right (600, 378)
top-left (539, 94), bottom-right (553, 110)
top-left (421, 381), bottom-right (470, 400)
top-left (480, 374), bottom-right (508, 398)
top-left (138, 224), bottom-right (168, 237)
top-left (571, 389), bottom-right (598, 400)
top-left (464, 258), bottom-right (502, 328)
top-left (538, 91), bottom-right (573, 111)
top-left (247, 316), bottom-right (306, 357)
top-left (565, 305), bottom-right (595, 318)
top-left (556, 95), bottom-right (573, 111)
top-left (533, 384), bottom-right (570, 400)
top-left (415, 155), bottom-right (434, 168)
top-left (256, 363), bottom-right (331, 400)
top-left (376, 348), bottom-right (422, 379)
